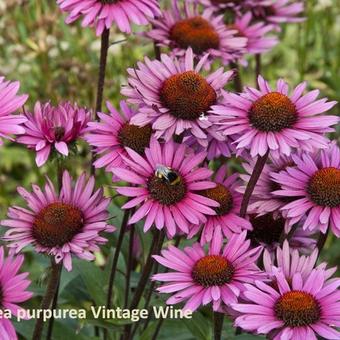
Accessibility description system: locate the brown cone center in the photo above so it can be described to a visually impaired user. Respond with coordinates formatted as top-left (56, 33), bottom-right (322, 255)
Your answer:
top-left (202, 183), bottom-right (233, 215)
top-left (32, 202), bottom-right (84, 248)
top-left (148, 172), bottom-right (186, 205)
top-left (54, 126), bottom-right (65, 141)
top-left (307, 167), bottom-right (340, 208)
top-left (275, 291), bottom-right (321, 327)
top-left (160, 71), bottom-right (216, 120)
top-left (192, 255), bottom-right (234, 287)
top-left (170, 17), bottom-right (220, 54)
top-left (118, 123), bottom-right (152, 155)
top-left (249, 92), bottom-right (297, 132)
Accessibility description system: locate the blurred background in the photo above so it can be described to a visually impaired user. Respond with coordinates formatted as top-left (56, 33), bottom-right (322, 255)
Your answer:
top-left (0, 0), bottom-right (339, 339)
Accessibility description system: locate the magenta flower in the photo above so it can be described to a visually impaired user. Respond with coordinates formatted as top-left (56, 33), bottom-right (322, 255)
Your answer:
top-left (272, 142), bottom-right (340, 237)
top-left (57, 0), bottom-right (161, 35)
top-left (212, 76), bottom-right (338, 157)
top-left (231, 12), bottom-right (278, 55)
top-left (0, 247), bottom-right (32, 339)
top-left (112, 138), bottom-right (219, 238)
top-left (18, 102), bottom-right (91, 167)
top-left (188, 165), bottom-right (252, 244)
top-left (254, 0), bottom-right (305, 25)
top-left (85, 101), bottom-right (152, 173)
top-left (232, 269), bottom-right (340, 339)
top-left (263, 240), bottom-right (335, 284)
top-left (153, 229), bottom-right (263, 311)
top-left (146, 1), bottom-right (247, 66)
top-left (1, 171), bottom-right (115, 271)
top-left (0, 77), bottom-right (28, 145)
top-left (121, 48), bottom-right (234, 148)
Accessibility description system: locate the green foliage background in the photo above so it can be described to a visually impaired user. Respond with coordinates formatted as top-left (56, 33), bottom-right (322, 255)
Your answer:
top-left (0, 0), bottom-right (339, 339)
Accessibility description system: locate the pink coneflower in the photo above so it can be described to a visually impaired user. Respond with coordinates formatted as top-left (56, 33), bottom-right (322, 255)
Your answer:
top-left (247, 214), bottom-right (317, 253)
top-left (153, 229), bottom-right (263, 311)
top-left (121, 48), bottom-right (234, 148)
top-left (146, 1), bottom-right (246, 66)
top-left (85, 101), bottom-right (152, 173)
top-left (230, 12), bottom-right (278, 55)
top-left (0, 247), bottom-right (32, 339)
top-left (272, 142), bottom-right (340, 237)
top-left (254, 0), bottom-right (304, 25)
top-left (212, 76), bottom-right (338, 157)
top-left (0, 77), bottom-right (28, 145)
top-left (232, 269), bottom-right (340, 339)
top-left (57, 0), bottom-right (161, 35)
top-left (1, 171), bottom-right (115, 271)
top-left (188, 165), bottom-right (252, 244)
top-left (112, 138), bottom-right (219, 238)
top-left (263, 240), bottom-right (335, 284)
top-left (18, 102), bottom-right (91, 167)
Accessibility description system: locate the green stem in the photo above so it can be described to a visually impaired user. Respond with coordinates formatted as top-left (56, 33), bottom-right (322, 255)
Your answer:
top-left (106, 210), bottom-right (130, 308)
top-left (46, 161), bottom-right (64, 339)
top-left (32, 260), bottom-right (62, 340)
top-left (136, 237), bottom-right (181, 338)
top-left (103, 210), bottom-right (130, 340)
top-left (92, 28), bottom-right (110, 175)
top-left (213, 312), bottom-right (224, 340)
top-left (95, 28), bottom-right (110, 115)
top-left (229, 61), bottom-right (242, 92)
top-left (124, 225), bottom-right (135, 308)
top-left (240, 151), bottom-right (269, 218)
top-left (317, 227), bottom-right (329, 256)
top-left (154, 42), bottom-right (161, 60)
top-left (255, 54), bottom-right (261, 88)
top-left (122, 230), bottom-right (165, 340)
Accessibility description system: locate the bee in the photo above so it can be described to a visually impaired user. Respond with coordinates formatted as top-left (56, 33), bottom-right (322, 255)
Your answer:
top-left (155, 165), bottom-right (181, 186)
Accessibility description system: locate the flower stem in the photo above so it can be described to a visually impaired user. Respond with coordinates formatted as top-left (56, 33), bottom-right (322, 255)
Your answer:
top-left (45, 161), bottom-right (64, 339)
top-left (124, 225), bottom-right (135, 308)
top-left (92, 28), bottom-right (110, 175)
top-left (106, 209), bottom-right (130, 308)
top-left (152, 21), bottom-right (161, 61)
top-left (32, 260), bottom-right (62, 340)
top-left (229, 61), bottom-right (242, 92)
top-left (95, 28), bottom-right (110, 115)
top-left (137, 237), bottom-right (181, 339)
top-left (57, 160), bottom-right (63, 191)
top-left (122, 230), bottom-right (165, 340)
top-left (255, 54), bottom-right (261, 88)
top-left (279, 223), bottom-right (298, 246)
top-left (140, 236), bottom-right (181, 334)
top-left (154, 42), bottom-right (161, 60)
top-left (240, 151), bottom-right (269, 218)
top-left (151, 318), bottom-right (164, 340)
top-left (130, 230), bottom-right (165, 309)
top-left (103, 209), bottom-right (130, 340)
top-left (213, 312), bottom-right (224, 340)
top-left (46, 277), bottom-right (61, 340)
top-left (317, 227), bottom-right (329, 256)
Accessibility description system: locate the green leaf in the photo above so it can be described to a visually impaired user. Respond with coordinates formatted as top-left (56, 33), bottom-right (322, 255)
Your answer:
top-left (183, 311), bottom-right (211, 340)
top-left (74, 260), bottom-right (107, 306)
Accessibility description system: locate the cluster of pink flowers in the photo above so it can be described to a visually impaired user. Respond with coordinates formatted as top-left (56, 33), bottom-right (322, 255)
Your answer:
top-left (0, 0), bottom-right (339, 339)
